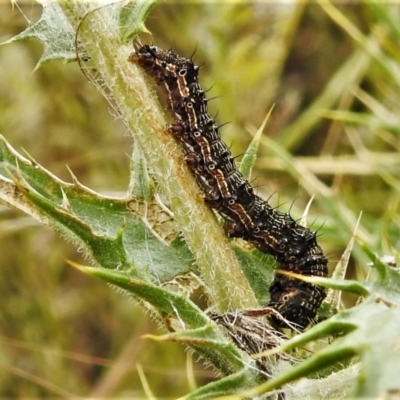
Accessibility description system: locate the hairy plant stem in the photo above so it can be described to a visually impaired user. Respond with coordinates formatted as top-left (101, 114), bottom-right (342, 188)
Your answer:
top-left (60, 0), bottom-right (258, 312)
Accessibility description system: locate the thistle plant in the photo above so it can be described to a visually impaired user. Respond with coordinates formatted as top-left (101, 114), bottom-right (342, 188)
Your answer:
top-left (1, 1), bottom-right (400, 399)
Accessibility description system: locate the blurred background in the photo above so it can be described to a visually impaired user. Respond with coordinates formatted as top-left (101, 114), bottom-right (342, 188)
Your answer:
top-left (1, 1), bottom-right (400, 398)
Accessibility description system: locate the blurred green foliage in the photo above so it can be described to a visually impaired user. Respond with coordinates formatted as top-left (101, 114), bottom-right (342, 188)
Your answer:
top-left (1, 1), bottom-right (400, 398)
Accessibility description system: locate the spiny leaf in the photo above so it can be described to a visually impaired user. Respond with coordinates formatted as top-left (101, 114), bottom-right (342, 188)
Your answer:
top-left (2, 0), bottom-right (158, 67)
top-left (278, 272), bottom-right (371, 298)
top-left (144, 325), bottom-right (223, 345)
top-left (245, 263), bottom-right (400, 398)
top-left (239, 107), bottom-right (273, 180)
top-left (75, 264), bottom-right (249, 376)
top-left (119, 0), bottom-right (159, 43)
top-left (0, 134), bottom-right (193, 282)
top-left (360, 242), bottom-right (390, 281)
top-left (2, 0), bottom-right (79, 66)
top-left (179, 370), bottom-right (257, 400)
top-left (72, 264), bottom-right (208, 324)
top-left (232, 245), bottom-right (275, 305)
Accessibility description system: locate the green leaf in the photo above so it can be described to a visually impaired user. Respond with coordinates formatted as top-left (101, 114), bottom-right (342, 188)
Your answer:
top-left (239, 109), bottom-right (273, 180)
top-left (0, 134), bottom-right (192, 282)
top-left (119, 0), bottom-right (160, 43)
top-left (130, 142), bottom-right (155, 200)
top-left (233, 245), bottom-right (275, 305)
top-left (245, 262), bottom-right (400, 398)
top-left (2, 0), bottom-right (79, 66)
top-left (2, 0), bottom-right (159, 67)
top-left (78, 265), bottom-right (250, 376)
top-left (180, 370), bottom-right (257, 400)
top-left (294, 275), bottom-right (371, 298)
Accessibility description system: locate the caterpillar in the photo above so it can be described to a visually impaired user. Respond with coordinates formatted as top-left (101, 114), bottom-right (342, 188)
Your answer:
top-left (129, 45), bottom-right (328, 330)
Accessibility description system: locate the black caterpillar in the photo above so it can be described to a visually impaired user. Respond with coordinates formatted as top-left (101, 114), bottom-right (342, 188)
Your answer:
top-left (129, 45), bottom-right (328, 330)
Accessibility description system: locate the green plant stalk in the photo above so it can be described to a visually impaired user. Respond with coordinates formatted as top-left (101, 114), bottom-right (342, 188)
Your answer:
top-left (59, 1), bottom-right (258, 312)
